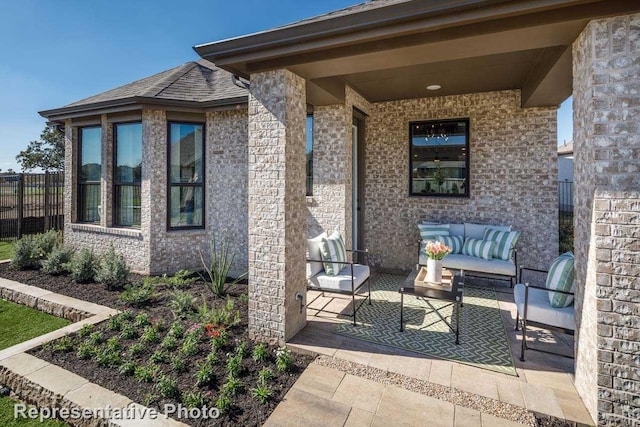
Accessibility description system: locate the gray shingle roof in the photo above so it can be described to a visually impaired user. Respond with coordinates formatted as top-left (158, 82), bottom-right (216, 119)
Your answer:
top-left (42, 60), bottom-right (247, 118)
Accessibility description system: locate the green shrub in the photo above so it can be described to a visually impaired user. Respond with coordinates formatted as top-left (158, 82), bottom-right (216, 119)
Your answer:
top-left (195, 362), bottom-right (215, 386)
top-left (42, 245), bottom-right (74, 275)
top-left (182, 390), bottom-right (207, 409)
top-left (107, 315), bottom-right (124, 332)
top-left (134, 313), bottom-right (151, 327)
top-left (180, 335), bottom-right (200, 357)
top-left (77, 324), bottom-right (94, 338)
top-left (226, 353), bottom-right (242, 377)
top-left (169, 291), bottom-right (198, 319)
top-left (77, 342), bottom-right (95, 359)
top-left (222, 374), bottom-right (243, 396)
top-left (69, 248), bottom-right (98, 283)
top-left (118, 362), bottom-right (136, 376)
top-left (34, 230), bottom-right (62, 258)
top-left (252, 343), bottom-right (269, 363)
top-left (168, 321), bottom-right (185, 338)
top-left (235, 340), bottom-right (248, 358)
top-left (215, 393), bottom-right (231, 414)
top-left (95, 247), bottom-right (129, 290)
top-left (141, 325), bottom-right (159, 344)
top-left (258, 367), bottom-right (275, 385)
top-left (106, 336), bottom-right (121, 352)
top-left (251, 384), bottom-right (272, 404)
top-left (88, 331), bottom-right (103, 345)
top-left (275, 346), bottom-right (294, 372)
top-left (150, 349), bottom-right (169, 364)
top-left (199, 297), bottom-right (241, 328)
top-left (199, 233), bottom-right (247, 297)
top-left (156, 375), bottom-right (179, 398)
top-left (94, 348), bottom-right (122, 367)
top-left (135, 363), bottom-right (159, 383)
top-left (11, 235), bottom-right (40, 270)
top-left (160, 335), bottom-right (178, 351)
top-left (119, 323), bottom-right (138, 340)
top-left (120, 282), bottom-right (155, 307)
top-left (52, 336), bottom-right (74, 352)
top-left (129, 342), bottom-right (145, 357)
top-left (170, 355), bottom-right (187, 373)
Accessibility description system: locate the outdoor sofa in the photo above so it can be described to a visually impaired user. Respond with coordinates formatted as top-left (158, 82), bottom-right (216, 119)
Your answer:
top-left (418, 222), bottom-right (520, 286)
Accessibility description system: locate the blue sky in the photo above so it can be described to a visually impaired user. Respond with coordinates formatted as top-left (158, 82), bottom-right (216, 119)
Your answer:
top-left (0, 0), bottom-right (572, 172)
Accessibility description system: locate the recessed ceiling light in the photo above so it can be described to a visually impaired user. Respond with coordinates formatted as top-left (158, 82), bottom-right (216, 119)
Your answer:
top-left (426, 84), bottom-right (442, 91)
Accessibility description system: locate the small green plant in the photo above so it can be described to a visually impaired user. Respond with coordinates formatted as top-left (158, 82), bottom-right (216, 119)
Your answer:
top-left (94, 348), bottom-right (122, 367)
top-left (94, 246), bottom-right (130, 290)
top-left (238, 292), bottom-right (249, 304)
top-left (251, 384), bottom-right (273, 404)
top-left (106, 336), bottom-right (121, 352)
top-left (42, 245), bottom-right (74, 275)
top-left (275, 346), bottom-right (294, 372)
top-left (119, 309), bottom-right (135, 322)
top-left (11, 235), bottom-right (40, 270)
top-left (258, 367), bottom-right (275, 385)
top-left (143, 393), bottom-right (159, 406)
top-left (170, 355), bottom-right (187, 373)
top-left (195, 362), bottom-right (215, 386)
top-left (34, 230), bottom-right (62, 258)
top-left (180, 335), bottom-right (200, 357)
top-left (119, 362), bottom-right (136, 376)
top-left (134, 363), bottom-right (159, 383)
top-left (170, 269), bottom-right (198, 287)
top-left (226, 353), bottom-right (242, 377)
top-left (160, 335), bottom-right (178, 351)
top-left (155, 374), bottom-right (179, 398)
top-left (222, 374), bottom-right (243, 396)
top-left (150, 349), bottom-right (169, 364)
top-left (77, 342), bottom-right (95, 359)
top-left (129, 342), bottom-right (145, 357)
top-left (78, 323), bottom-right (94, 338)
top-left (87, 331), bottom-right (103, 346)
top-left (134, 312), bottom-right (151, 327)
top-left (169, 291), bottom-right (198, 319)
top-left (119, 323), bottom-right (138, 340)
top-left (252, 343), bottom-right (269, 363)
top-left (199, 296), bottom-right (241, 327)
top-left (168, 321), bottom-right (185, 338)
top-left (215, 393), bottom-right (231, 414)
top-left (107, 315), bottom-right (124, 331)
top-left (120, 282), bottom-right (155, 307)
top-left (199, 233), bottom-right (248, 297)
top-left (182, 390), bottom-right (207, 409)
top-left (53, 336), bottom-right (74, 352)
top-left (68, 248), bottom-right (98, 283)
top-left (235, 340), bottom-right (248, 358)
top-left (141, 325), bottom-right (159, 344)
top-left (205, 350), bottom-right (219, 365)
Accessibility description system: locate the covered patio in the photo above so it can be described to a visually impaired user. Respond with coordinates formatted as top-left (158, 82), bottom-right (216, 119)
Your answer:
top-left (195, 1), bottom-right (640, 424)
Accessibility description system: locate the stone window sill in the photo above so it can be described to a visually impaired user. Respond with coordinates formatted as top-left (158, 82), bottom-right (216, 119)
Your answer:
top-left (70, 223), bottom-right (143, 238)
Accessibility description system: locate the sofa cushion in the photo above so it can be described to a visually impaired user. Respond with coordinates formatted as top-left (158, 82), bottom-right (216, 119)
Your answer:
top-left (462, 238), bottom-right (496, 260)
top-left (514, 283), bottom-right (575, 330)
top-left (483, 229), bottom-right (520, 261)
top-left (418, 250), bottom-right (516, 276)
top-left (320, 231), bottom-right (347, 276)
top-left (546, 252), bottom-right (575, 308)
top-left (421, 221), bottom-right (464, 237)
top-left (307, 232), bottom-right (327, 278)
top-left (464, 223), bottom-right (511, 240)
top-left (436, 235), bottom-right (464, 254)
top-left (418, 223), bottom-right (449, 241)
top-left (308, 264), bottom-right (370, 292)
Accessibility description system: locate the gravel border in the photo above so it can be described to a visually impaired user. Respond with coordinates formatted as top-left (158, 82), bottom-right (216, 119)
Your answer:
top-left (314, 355), bottom-right (537, 426)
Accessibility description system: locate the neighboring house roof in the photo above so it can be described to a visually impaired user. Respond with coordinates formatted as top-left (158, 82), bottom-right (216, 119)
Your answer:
top-left (558, 141), bottom-right (573, 155)
top-left (40, 60), bottom-right (247, 120)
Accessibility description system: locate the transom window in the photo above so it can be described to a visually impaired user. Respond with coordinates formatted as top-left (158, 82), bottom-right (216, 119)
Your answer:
top-left (78, 126), bottom-right (102, 222)
top-left (409, 119), bottom-right (469, 197)
top-left (114, 122), bottom-right (142, 227)
top-left (168, 122), bottom-right (204, 229)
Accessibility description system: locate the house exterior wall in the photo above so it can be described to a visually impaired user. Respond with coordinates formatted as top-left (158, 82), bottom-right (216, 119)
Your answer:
top-left (573, 13), bottom-right (640, 424)
top-left (363, 90), bottom-right (558, 271)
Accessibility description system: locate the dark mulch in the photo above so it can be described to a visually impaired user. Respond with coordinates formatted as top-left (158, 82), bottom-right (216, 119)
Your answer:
top-left (0, 265), bottom-right (313, 426)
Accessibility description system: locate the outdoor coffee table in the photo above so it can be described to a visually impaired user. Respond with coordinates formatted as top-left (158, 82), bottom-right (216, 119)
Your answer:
top-left (399, 267), bottom-right (464, 344)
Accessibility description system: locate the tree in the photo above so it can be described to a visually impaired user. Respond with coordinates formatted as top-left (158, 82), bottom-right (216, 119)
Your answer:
top-left (16, 124), bottom-right (65, 171)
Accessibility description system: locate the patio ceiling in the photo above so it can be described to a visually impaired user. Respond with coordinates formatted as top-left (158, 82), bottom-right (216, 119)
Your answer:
top-left (195, 0), bottom-right (640, 108)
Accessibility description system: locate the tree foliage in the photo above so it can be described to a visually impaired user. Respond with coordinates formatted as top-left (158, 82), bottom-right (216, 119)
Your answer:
top-left (16, 124), bottom-right (65, 171)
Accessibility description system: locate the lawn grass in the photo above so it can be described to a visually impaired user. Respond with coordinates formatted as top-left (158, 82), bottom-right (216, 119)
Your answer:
top-left (0, 241), bottom-right (13, 261)
top-left (0, 299), bottom-right (71, 350)
top-left (0, 396), bottom-right (68, 426)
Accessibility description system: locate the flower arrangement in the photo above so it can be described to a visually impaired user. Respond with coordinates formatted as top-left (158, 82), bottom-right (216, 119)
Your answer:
top-left (424, 240), bottom-right (452, 260)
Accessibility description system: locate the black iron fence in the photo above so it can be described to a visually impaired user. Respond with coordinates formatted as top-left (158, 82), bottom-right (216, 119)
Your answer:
top-left (0, 172), bottom-right (64, 240)
top-left (559, 181), bottom-right (573, 228)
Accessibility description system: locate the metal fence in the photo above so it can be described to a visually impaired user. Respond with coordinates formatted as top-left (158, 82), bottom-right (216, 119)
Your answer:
top-left (0, 172), bottom-right (64, 240)
top-left (559, 181), bottom-right (573, 228)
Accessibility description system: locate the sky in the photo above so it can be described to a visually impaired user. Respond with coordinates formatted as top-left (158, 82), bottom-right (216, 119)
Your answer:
top-left (0, 0), bottom-right (573, 173)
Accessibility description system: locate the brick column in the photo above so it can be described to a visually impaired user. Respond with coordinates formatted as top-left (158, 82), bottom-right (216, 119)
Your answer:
top-left (100, 114), bottom-right (113, 228)
top-left (573, 13), bottom-right (640, 424)
top-left (248, 69), bottom-right (307, 343)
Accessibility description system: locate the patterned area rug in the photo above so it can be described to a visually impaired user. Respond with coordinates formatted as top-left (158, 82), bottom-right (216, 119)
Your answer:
top-left (334, 273), bottom-right (517, 376)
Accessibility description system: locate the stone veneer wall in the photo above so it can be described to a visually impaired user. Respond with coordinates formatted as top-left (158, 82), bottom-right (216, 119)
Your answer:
top-left (364, 90), bottom-right (558, 271)
top-left (573, 14), bottom-right (640, 424)
top-left (248, 69), bottom-right (307, 343)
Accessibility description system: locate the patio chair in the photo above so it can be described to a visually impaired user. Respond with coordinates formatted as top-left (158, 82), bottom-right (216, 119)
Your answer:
top-left (513, 254), bottom-right (576, 362)
top-left (306, 232), bottom-right (371, 326)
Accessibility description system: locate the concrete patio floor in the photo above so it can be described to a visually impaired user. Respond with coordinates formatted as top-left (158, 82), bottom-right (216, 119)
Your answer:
top-left (269, 273), bottom-right (594, 427)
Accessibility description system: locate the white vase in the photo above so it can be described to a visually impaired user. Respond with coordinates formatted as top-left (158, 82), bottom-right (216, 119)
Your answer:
top-left (426, 258), bottom-right (443, 283)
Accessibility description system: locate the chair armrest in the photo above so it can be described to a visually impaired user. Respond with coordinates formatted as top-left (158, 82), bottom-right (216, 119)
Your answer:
top-left (306, 258), bottom-right (356, 266)
top-left (520, 266), bottom-right (549, 274)
top-left (346, 249), bottom-right (369, 254)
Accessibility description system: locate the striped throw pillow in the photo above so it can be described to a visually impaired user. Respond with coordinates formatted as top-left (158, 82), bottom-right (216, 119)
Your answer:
top-left (462, 238), bottom-right (496, 260)
top-left (320, 231), bottom-right (347, 276)
top-left (546, 252), bottom-right (575, 308)
top-left (418, 223), bottom-right (449, 241)
top-left (436, 235), bottom-right (463, 254)
top-left (483, 229), bottom-right (520, 261)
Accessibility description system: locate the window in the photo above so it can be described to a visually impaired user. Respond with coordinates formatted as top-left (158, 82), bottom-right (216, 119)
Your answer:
top-left (306, 115), bottom-right (313, 196)
top-left (78, 126), bottom-right (102, 222)
top-left (409, 119), bottom-right (469, 197)
top-left (114, 123), bottom-right (142, 227)
top-left (168, 122), bottom-right (204, 229)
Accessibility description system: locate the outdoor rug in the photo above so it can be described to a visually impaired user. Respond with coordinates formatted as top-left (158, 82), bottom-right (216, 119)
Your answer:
top-left (334, 273), bottom-right (517, 376)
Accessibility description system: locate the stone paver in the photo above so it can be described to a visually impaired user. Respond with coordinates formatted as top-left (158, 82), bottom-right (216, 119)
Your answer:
top-left (554, 388), bottom-right (595, 426)
top-left (291, 362), bottom-right (345, 399)
top-left (38, 292), bottom-right (115, 316)
top-left (451, 365), bottom-right (499, 401)
top-left (25, 363), bottom-right (89, 396)
top-left (344, 408), bottom-right (375, 427)
top-left (0, 353), bottom-right (49, 376)
top-left (109, 403), bottom-right (189, 427)
top-left (332, 374), bottom-right (385, 413)
top-left (65, 383), bottom-right (132, 411)
top-left (376, 384), bottom-right (454, 427)
top-left (496, 377), bottom-right (525, 408)
top-left (454, 405), bottom-right (482, 426)
top-left (520, 382), bottom-right (565, 420)
top-left (429, 359), bottom-right (453, 387)
top-left (481, 414), bottom-right (527, 426)
top-left (264, 387), bottom-right (351, 427)
top-left (386, 354), bottom-right (431, 381)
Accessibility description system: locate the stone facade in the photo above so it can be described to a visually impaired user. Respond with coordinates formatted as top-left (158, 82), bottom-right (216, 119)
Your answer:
top-left (363, 90), bottom-right (558, 271)
top-left (573, 13), bottom-right (640, 424)
top-left (63, 108), bottom-right (248, 276)
top-left (247, 69), bottom-right (307, 343)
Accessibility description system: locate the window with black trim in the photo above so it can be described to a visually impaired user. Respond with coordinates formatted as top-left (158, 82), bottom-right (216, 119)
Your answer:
top-left (306, 115), bottom-right (313, 196)
top-left (114, 122), bottom-right (142, 227)
top-left (78, 126), bottom-right (102, 222)
top-left (409, 119), bottom-right (469, 197)
top-left (168, 122), bottom-right (204, 229)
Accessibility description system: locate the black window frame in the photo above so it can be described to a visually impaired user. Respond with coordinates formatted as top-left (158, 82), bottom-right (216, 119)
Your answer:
top-left (113, 121), bottom-right (142, 228)
top-left (408, 118), bottom-right (470, 198)
top-left (167, 121), bottom-right (206, 231)
top-left (77, 125), bottom-right (102, 223)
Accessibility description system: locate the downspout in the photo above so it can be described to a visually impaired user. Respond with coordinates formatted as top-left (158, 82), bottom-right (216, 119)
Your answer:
top-left (232, 75), bottom-right (250, 90)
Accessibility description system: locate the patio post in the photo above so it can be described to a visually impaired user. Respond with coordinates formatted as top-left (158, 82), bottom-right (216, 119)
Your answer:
top-left (247, 69), bottom-right (308, 344)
